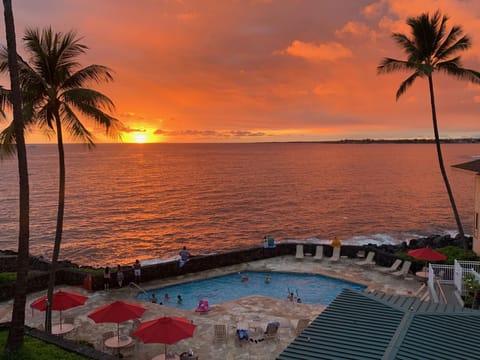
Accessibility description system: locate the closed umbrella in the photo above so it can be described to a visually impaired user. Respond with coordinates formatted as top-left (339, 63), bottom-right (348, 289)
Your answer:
top-left (30, 290), bottom-right (88, 330)
top-left (88, 301), bottom-right (146, 341)
top-left (133, 316), bottom-right (196, 355)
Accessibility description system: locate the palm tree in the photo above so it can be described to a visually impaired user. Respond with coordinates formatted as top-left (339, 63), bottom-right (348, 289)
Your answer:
top-left (0, 27), bottom-right (120, 333)
top-left (378, 10), bottom-right (480, 250)
top-left (2, 0), bottom-right (30, 353)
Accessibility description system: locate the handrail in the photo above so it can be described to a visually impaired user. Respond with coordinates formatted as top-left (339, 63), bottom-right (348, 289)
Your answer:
top-left (129, 282), bottom-right (149, 297)
top-left (435, 279), bottom-right (448, 304)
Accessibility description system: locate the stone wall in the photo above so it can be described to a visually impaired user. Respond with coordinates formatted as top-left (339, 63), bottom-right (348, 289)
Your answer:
top-left (0, 234), bottom-right (471, 299)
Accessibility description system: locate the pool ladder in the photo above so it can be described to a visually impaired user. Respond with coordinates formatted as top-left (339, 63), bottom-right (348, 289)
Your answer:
top-left (129, 282), bottom-right (149, 298)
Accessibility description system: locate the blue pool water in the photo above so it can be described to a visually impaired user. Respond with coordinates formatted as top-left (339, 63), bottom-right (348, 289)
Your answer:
top-left (137, 271), bottom-right (366, 310)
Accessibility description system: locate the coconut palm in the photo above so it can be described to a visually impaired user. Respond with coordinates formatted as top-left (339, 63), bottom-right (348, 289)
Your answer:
top-left (0, 27), bottom-right (121, 333)
top-left (2, 0), bottom-right (30, 353)
top-left (378, 10), bottom-right (480, 250)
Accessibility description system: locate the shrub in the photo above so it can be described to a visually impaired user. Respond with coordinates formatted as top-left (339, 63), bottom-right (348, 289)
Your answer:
top-left (437, 246), bottom-right (479, 265)
top-left (0, 273), bottom-right (16, 285)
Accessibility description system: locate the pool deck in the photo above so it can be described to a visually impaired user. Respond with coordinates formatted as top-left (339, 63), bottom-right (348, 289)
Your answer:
top-left (0, 255), bottom-right (422, 359)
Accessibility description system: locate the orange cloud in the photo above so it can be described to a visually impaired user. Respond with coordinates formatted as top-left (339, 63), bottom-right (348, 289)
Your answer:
top-left (279, 40), bottom-right (352, 61)
top-left (1, 0), bottom-right (480, 143)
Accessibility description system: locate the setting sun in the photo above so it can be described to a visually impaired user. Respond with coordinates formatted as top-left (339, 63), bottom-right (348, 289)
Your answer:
top-left (134, 132), bottom-right (147, 143)
top-left (124, 129), bottom-right (161, 143)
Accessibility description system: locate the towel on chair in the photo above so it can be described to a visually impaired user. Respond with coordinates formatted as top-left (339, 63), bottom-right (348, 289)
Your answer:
top-left (237, 329), bottom-right (249, 340)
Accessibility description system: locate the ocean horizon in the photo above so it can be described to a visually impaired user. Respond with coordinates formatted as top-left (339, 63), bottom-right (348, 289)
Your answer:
top-left (0, 142), bottom-right (477, 267)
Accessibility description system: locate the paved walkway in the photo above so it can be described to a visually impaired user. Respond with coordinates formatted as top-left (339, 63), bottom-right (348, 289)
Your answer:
top-left (0, 256), bottom-right (422, 360)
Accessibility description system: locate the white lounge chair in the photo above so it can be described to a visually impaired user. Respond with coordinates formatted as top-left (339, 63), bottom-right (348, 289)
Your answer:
top-left (357, 251), bottom-right (375, 266)
top-left (391, 260), bottom-right (412, 277)
top-left (313, 245), bottom-right (324, 261)
top-left (378, 259), bottom-right (402, 273)
top-left (295, 245), bottom-right (304, 259)
top-left (328, 247), bottom-right (341, 262)
top-left (292, 318), bottom-right (310, 335)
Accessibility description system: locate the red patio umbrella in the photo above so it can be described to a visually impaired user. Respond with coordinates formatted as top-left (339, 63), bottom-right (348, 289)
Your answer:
top-left (30, 290), bottom-right (88, 329)
top-left (88, 301), bottom-right (146, 341)
top-left (133, 316), bottom-right (196, 355)
top-left (408, 248), bottom-right (447, 262)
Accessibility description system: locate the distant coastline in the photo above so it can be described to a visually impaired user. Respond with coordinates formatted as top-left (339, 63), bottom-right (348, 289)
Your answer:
top-left (283, 138), bottom-right (480, 144)
top-left (24, 137), bottom-right (480, 146)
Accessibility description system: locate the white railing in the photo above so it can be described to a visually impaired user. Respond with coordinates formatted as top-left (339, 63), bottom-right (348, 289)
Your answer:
top-left (421, 261), bottom-right (480, 305)
top-left (454, 261), bottom-right (463, 293)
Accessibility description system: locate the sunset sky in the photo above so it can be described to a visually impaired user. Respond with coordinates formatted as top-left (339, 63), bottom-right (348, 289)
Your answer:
top-left (1, 0), bottom-right (480, 143)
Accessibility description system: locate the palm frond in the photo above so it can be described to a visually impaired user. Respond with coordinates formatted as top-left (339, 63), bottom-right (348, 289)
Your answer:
top-left (437, 62), bottom-right (480, 84)
top-left (0, 122), bottom-right (17, 158)
top-left (391, 33), bottom-right (418, 58)
top-left (437, 35), bottom-right (471, 62)
top-left (60, 104), bottom-right (95, 147)
top-left (62, 88), bottom-right (116, 113)
top-left (377, 58), bottom-right (415, 74)
top-left (396, 72), bottom-right (421, 100)
top-left (62, 65), bottom-right (114, 90)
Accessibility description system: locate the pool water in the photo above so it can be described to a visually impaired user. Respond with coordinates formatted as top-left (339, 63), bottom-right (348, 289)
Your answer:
top-left (137, 271), bottom-right (365, 310)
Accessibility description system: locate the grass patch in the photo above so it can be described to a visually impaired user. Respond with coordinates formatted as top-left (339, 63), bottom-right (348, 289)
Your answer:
top-left (70, 267), bottom-right (103, 275)
top-left (0, 331), bottom-right (88, 360)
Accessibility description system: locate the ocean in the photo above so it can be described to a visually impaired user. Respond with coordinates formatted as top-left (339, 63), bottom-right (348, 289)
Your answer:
top-left (0, 143), bottom-right (478, 267)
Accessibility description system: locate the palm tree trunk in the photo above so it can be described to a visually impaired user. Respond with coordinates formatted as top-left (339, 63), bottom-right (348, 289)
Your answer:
top-left (2, 0), bottom-right (30, 353)
top-left (428, 76), bottom-right (467, 250)
top-left (45, 114), bottom-right (65, 334)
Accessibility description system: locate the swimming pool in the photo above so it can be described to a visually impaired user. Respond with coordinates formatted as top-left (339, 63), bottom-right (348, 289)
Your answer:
top-left (137, 271), bottom-right (366, 310)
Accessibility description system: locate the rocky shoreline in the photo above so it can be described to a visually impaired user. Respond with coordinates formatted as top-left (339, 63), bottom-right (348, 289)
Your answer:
top-left (0, 233), bottom-right (473, 301)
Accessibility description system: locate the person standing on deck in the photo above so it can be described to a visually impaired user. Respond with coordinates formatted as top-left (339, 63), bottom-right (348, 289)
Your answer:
top-left (116, 265), bottom-right (124, 287)
top-left (103, 266), bottom-right (111, 290)
top-left (179, 246), bottom-right (191, 268)
top-left (133, 259), bottom-right (141, 283)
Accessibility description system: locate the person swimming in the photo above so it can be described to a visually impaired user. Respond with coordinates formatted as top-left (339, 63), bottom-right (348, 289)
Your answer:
top-left (265, 275), bottom-right (271, 284)
top-left (177, 294), bottom-right (183, 304)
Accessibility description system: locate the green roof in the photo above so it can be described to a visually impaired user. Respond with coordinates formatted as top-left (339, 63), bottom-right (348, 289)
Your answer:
top-left (277, 289), bottom-right (480, 360)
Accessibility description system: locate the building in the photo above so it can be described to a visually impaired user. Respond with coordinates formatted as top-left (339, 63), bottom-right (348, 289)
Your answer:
top-left (453, 159), bottom-right (480, 254)
top-left (277, 288), bottom-right (480, 360)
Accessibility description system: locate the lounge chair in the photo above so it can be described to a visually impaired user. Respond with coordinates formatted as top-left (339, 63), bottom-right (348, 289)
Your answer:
top-left (378, 259), bottom-right (402, 273)
top-left (264, 322), bottom-right (280, 342)
top-left (213, 324), bottom-right (227, 343)
top-left (391, 260), bottom-right (412, 277)
top-left (292, 318), bottom-right (310, 336)
top-left (313, 246), bottom-right (324, 261)
top-left (295, 245), bottom-right (304, 259)
top-left (328, 247), bottom-right (341, 262)
top-left (357, 251), bottom-right (375, 266)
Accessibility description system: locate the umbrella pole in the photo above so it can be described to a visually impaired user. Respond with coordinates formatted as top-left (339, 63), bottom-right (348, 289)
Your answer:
top-left (60, 311), bottom-right (62, 330)
top-left (117, 323), bottom-right (120, 343)
top-left (165, 343), bottom-right (167, 355)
